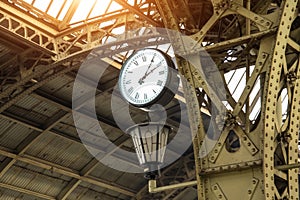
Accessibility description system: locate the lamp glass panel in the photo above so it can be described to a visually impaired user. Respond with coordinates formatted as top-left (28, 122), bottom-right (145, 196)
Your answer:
top-left (131, 131), bottom-right (145, 164)
top-left (128, 124), bottom-right (170, 166)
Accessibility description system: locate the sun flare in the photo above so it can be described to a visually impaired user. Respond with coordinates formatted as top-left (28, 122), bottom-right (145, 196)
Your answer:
top-left (25, 0), bottom-right (123, 24)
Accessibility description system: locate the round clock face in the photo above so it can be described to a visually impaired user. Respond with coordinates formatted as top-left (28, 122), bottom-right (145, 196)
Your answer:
top-left (119, 49), bottom-right (172, 107)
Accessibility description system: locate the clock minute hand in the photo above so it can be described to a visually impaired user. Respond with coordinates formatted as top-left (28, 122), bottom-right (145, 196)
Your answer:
top-left (138, 54), bottom-right (156, 84)
top-left (141, 61), bottom-right (163, 81)
top-left (145, 65), bottom-right (160, 77)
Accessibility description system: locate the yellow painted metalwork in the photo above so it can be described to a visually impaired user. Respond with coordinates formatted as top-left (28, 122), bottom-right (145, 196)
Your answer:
top-left (154, 0), bottom-right (300, 199)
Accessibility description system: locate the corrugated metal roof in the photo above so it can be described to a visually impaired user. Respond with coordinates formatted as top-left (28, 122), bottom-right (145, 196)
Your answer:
top-left (14, 95), bottom-right (41, 110)
top-left (0, 119), bottom-right (34, 149)
top-left (6, 105), bottom-right (49, 126)
top-left (32, 101), bottom-right (61, 118)
top-left (40, 76), bottom-right (72, 94)
top-left (0, 188), bottom-right (45, 200)
top-left (69, 185), bottom-right (123, 200)
top-left (89, 164), bottom-right (123, 183)
top-left (94, 93), bottom-right (114, 118)
top-left (0, 118), bottom-right (15, 135)
top-left (25, 133), bottom-right (94, 170)
top-left (52, 83), bottom-right (73, 102)
top-left (54, 115), bottom-right (79, 139)
top-left (0, 165), bottom-right (67, 197)
top-left (115, 173), bottom-right (146, 191)
top-left (13, 95), bottom-right (61, 118)
top-left (15, 161), bottom-right (72, 182)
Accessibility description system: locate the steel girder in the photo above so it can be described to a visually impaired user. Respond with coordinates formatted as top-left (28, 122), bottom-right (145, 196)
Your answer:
top-left (0, 0), bottom-right (161, 58)
top-left (263, 1), bottom-right (300, 199)
top-left (154, 0), bottom-right (300, 199)
top-left (0, 0), bottom-right (162, 94)
top-left (0, 0), bottom-right (168, 105)
top-left (0, 28), bottom-right (169, 111)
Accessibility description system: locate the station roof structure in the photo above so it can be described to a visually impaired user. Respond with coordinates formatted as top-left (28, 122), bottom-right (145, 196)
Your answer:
top-left (0, 0), bottom-right (205, 199)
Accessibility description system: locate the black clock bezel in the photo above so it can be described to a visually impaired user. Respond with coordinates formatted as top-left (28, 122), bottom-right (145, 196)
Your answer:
top-left (118, 48), bottom-right (179, 108)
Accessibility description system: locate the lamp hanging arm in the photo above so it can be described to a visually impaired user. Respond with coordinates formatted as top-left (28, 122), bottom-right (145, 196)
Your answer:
top-left (148, 179), bottom-right (197, 193)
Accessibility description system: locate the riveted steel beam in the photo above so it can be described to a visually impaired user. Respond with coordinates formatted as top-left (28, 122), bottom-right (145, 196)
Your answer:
top-left (153, 0), bottom-right (207, 199)
top-left (153, 0), bottom-right (300, 200)
top-left (263, 0), bottom-right (299, 199)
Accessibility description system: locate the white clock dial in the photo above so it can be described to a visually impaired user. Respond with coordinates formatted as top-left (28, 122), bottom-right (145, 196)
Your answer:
top-left (119, 49), bottom-right (175, 107)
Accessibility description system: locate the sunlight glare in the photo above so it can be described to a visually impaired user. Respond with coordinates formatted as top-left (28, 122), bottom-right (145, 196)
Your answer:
top-left (70, 0), bottom-right (123, 23)
top-left (89, 0), bottom-right (111, 18)
top-left (25, 0), bottom-right (123, 24)
top-left (33, 0), bottom-right (51, 12)
top-left (107, 1), bottom-right (123, 13)
top-left (48, 0), bottom-right (65, 18)
top-left (127, 0), bottom-right (135, 6)
top-left (70, 0), bottom-right (96, 23)
top-left (58, 0), bottom-right (73, 21)
top-left (23, 0), bottom-right (33, 3)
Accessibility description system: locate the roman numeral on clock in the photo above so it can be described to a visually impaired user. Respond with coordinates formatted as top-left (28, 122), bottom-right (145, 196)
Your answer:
top-left (157, 80), bottom-right (163, 86)
top-left (144, 93), bottom-right (147, 99)
top-left (157, 61), bottom-right (163, 67)
top-left (135, 93), bottom-right (139, 99)
top-left (128, 87), bottom-right (133, 94)
top-left (142, 56), bottom-right (146, 62)
top-left (159, 71), bottom-right (164, 75)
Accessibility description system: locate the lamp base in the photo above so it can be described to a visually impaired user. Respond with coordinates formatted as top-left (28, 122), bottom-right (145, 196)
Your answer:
top-left (144, 170), bottom-right (160, 180)
top-left (144, 163), bottom-right (161, 179)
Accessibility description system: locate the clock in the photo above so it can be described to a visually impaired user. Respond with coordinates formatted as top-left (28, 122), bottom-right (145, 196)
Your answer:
top-left (118, 48), bottom-right (179, 108)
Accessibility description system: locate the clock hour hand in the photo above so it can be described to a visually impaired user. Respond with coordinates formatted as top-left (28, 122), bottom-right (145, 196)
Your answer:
top-left (138, 61), bottom-right (162, 84)
top-left (145, 64), bottom-right (160, 76)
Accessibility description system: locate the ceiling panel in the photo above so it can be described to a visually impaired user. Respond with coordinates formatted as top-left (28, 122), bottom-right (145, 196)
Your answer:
top-left (25, 133), bottom-right (94, 170)
top-left (0, 165), bottom-right (68, 197)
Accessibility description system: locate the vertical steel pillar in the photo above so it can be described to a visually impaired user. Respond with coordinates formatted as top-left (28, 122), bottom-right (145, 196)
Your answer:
top-left (154, 0), bottom-right (300, 199)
